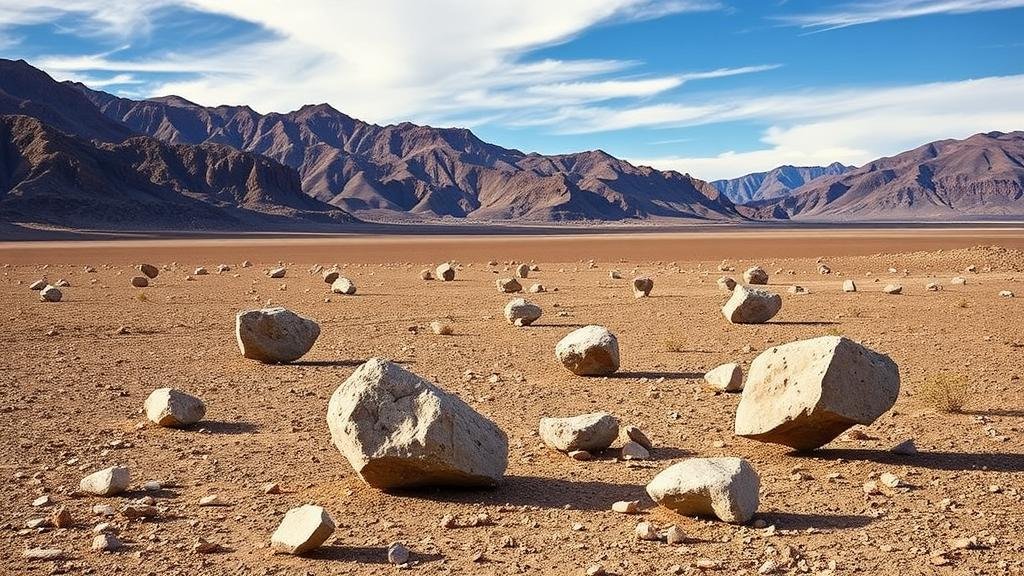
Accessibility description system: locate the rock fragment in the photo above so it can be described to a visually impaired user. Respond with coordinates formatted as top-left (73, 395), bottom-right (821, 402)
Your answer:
top-left (330, 276), bottom-right (357, 295)
top-left (39, 285), bottom-right (62, 302)
top-left (496, 277), bottom-right (522, 293)
top-left (734, 336), bottom-right (900, 450)
top-left (539, 412), bottom-right (619, 452)
top-left (646, 457), bottom-right (760, 523)
top-left (268, 267), bottom-right (287, 279)
top-left (722, 285), bottom-right (782, 324)
top-left (555, 325), bottom-right (620, 376)
top-left (843, 280), bottom-right (857, 292)
top-left (138, 264), bottom-right (159, 279)
top-left (80, 466), bottom-right (131, 496)
top-left (743, 266), bottom-right (768, 285)
top-left (144, 388), bottom-right (205, 427)
top-left (704, 362), bottom-right (743, 392)
top-left (235, 307), bottom-right (320, 363)
top-left (503, 298), bottom-right (542, 326)
top-left (270, 504), bottom-right (336, 555)
top-left (717, 276), bottom-right (737, 291)
top-left (326, 358), bottom-right (509, 489)
top-left (632, 277), bottom-right (654, 298)
top-left (435, 263), bottom-right (456, 281)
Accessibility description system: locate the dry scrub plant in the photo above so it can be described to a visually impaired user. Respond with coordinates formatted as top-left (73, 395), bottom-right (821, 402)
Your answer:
top-left (917, 372), bottom-right (970, 413)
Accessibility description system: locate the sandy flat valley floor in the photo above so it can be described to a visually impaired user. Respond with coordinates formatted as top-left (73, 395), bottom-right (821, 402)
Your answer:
top-left (2, 229), bottom-right (1024, 576)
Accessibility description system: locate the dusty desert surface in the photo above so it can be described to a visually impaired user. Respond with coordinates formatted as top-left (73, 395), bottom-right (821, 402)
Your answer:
top-left (2, 229), bottom-right (1024, 576)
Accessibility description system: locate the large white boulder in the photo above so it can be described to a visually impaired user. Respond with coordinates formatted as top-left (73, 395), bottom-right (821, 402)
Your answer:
top-left (326, 358), bottom-right (509, 489)
top-left (539, 412), bottom-right (619, 452)
top-left (270, 504), bottom-right (336, 555)
top-left (646, 457), bottom-right (759, 524)
top-left (555, 325), bottom-right (620, 376)
top-left (722, 285), bottom-right (782, 324)
top-left (144, 388), bottom-right (206, 427)
top-left (236, 307), bottom-right (320, 363)
top-left (504, 298), bottom-right (542, 326)
top-left (735, 336), bottom-right (900, 451)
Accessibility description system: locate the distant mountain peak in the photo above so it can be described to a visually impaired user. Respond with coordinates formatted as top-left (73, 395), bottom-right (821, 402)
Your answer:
top-left (712, 163), bottom-right (853, 204)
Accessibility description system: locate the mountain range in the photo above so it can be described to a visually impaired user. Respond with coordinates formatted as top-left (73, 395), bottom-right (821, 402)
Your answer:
top-left (1, 57), bottom-right (1022, 231)
top-left (712, 162), bottom-right (852, 204)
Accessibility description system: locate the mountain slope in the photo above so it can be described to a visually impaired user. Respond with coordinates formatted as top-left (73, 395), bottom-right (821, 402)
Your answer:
top-left (712, 162), bottom-right (851, 204)
top-left (0, 115), bottom-right (355, 230)
top-left (71, 81), bottom-right (739, 222)
top-left (762, 132), bottom-right (1024, 220)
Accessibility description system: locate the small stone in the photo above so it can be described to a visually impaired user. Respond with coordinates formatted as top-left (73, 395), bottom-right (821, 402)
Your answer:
top-left (609, 270), bottom-right (621, 279)
top-left (646, 457), bottom-right (760, 523)
top-left (611, 500), bottom-right (639, 514)
top-left (92, 533), bottom-right (122, 552)
top-left (263, 482), bottom-right (282, 494)
top-left (717, 276), bottom-right (737, 291)
top-left (568, 450), bottom-right (593, 461)
top-left (1000, 290), bottom-right (1015, 298)
top-left (92, 503), bottom-right (115, 517)
top-left (198, 495), bottom-right (226, 507)
top-left (665, 524), bottom-right (685, 544)
top-left (704, 362), bottom-right (743, 392)
top-left (80, 466), bottom-right (131, 496)
top-left (620, 440), bottom-right (650, 460)
top-left (268, 267), bottom-right (287, 278)
top-left (743, 266), bottom-right (768, 285)
top-left (387, 542), bottom-right (410, 564)
top-left (430, 320), bottom-right (453, 335)
top-left (138, 264), bottom-right (159, 279)
top-left (419, 269), bottom-right (433, 280)
top-left (194, 267), bottom-right (209, 275)
top-left (555, 325), bottom-right (620, 376)
top-left (270, 504), bottom-right (336, 555)
top-left (622, 424), bottom-right (653, 450)
top-left (529, 283), bottom-right (546, 293)
top-left (890, 439), bottom-right (917, 455)
top-left (51, 506), bottom-right (72, 528)
top-left (29, 280), bottom-right (47, 290)
top-left (585, 564), bottom-right (607, 576)
top-left (504, 298), bottom-right (542, 326)
top-left (879, 472), bottom-right (901, 488)
top-left (843, 279), bottom-right (857, 292)
top-left (23, 548), bottom-right (64, 561)
top-left (40, 285), bottom-right (62, 302)
top-left (722, 285), bottom-right (782, 324)
top-left (632, 276), bottom-right (654, 298)
top-left (144, 388), bottom-right (205, 427)
top-left (515, 263), bottom-right (530, 278)
top-left (330, 276), bottom-right (357, 295)
top-left (496, 277), bottom-right (522, 293)
top-left (539, 412), bottom-right (619, 452)
top-left (130, 276), bottom-right (149, 288)
top-left (32, 495), bottom-right (52, 507)
top-left (635, 521), bottom-right (659, 541)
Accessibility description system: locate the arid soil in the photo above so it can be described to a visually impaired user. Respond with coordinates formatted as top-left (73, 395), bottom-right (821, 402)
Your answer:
top-left (2, 231), bottom-right (1023, 575)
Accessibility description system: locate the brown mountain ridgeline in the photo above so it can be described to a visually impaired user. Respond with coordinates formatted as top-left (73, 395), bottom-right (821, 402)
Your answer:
top-left (1, 58), bottom-right (1022, 231)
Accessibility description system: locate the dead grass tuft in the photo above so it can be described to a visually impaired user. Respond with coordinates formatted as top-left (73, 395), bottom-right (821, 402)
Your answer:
top-left (917, 372), bottom-right (970, 413)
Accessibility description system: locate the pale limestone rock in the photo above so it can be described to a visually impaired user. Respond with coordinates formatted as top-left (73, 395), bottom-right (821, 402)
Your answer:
top-left (503, 298), bottom-right (542, 326)
top-left (704, 363), bottom-right (743, 392)
top-left (236, 307), bottom-right (320, 363)
top-left (555, 325), bottom-right (619, 376)
top-left (646, 457), bottom-right (760, 524)
top-left (734, 336), bottom-right (899, 451)
top-left (538, 412), bottom-right (619, 452)
top-left (270, 504), bottom-right (335, 555)
top-left (144, 388), bottom-right (205, 427)
top-left (326, 359), bottom-right (508, 489)
top-left (79, 467), bottom-right (130, 496)
top-left (722, 285), bottom-right (781, 324)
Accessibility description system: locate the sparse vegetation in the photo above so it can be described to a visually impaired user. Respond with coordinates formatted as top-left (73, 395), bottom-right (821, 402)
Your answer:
top-left (663, 339), bottom-right (686, 352)
top-left (954, 298), bottom-right (970, 309)
top-left (135, 292), bottom-right (148, 302)
top-left (917, 372), bottom-right (970, 413)
top-left (825, 327), bottom-right (842, 337)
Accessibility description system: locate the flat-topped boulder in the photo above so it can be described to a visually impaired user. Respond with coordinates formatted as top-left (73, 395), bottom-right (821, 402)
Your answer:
top-left (539, 412), bottom-right (619, 452)
top-left (735, 336), bottom-right (900, 451)
top-left (722, 285), bottom-right (782, 324)
top-left (646, 457), bottom-right (759, 524)
top-left (236, 307), bottom-right (320, 363)
top-left (555, 325), bottom-right (620, 376)
top-left (327, 358), bottom-right (509, 489)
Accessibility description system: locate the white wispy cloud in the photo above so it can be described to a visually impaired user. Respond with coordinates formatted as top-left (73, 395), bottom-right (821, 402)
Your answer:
top-left (780, 0), bottom-right (1024, 31)
top-left (626, 75), bottom-right (1024, 180)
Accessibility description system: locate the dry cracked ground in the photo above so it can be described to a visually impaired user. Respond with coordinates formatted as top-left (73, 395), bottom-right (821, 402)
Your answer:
top-left (1, 237), bottom-right (1023, 576)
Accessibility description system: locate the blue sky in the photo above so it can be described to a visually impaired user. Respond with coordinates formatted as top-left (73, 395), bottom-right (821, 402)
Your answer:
top-left (1, 0), bottom-right (1022, 179)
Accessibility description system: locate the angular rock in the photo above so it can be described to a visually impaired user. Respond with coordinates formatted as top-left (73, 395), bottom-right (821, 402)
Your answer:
top-left (326, 358), bottom-right (509, 489)
top-left (883, 284), bottom-right (902, 295)
top-left (80, 466), bottom-right (131, 496)
top-left (387, 542), bottom-right (410, 565)
top-left (621, 441), bottom-right (650, 460)
top-left (92, 533), bottom-right (122, 552)
top-left (717, 276), bottom-right (737, 291)
top-left (538, 412), bottom-right (619, 452)
top-left (236, 307), bottom-right (320, 363)
top-left (555, 325), bottom-right (620, 376)
top-left (496, 277), bottom-right (522, 293)
top-left (270, 504), bottom-right (336, 555)
top-left (1000, 290), bottom-right (1015, 298)
top-left (503, 298), bottom-right (542, 326)
top-left (646, 457), bottom-right (760, 524)
top-left (29, 279), bottom-right (47, 290)
top-left (926, 282), bottom-right (941, 291)
top-left (194, 267), bottom-right (209, 275)
top-left (323, 270), bottom-right (340, 284)
top-left (704, 362), bottom-right (743, 392)
top-left (622, 424), bottom-right (653, 450)
top-left (331, 277), bottom-right (357, 295)
top-left (529, 283), bottom-right (545, 293)
top-left (144, 388), bottom-right (206, 427)
top-left (951, 276), bottom-right (967, 285)
top-left (612, 500), bottom-right (639, 514)
top-left (268, 267), bottom-right (287, 279)
top-left (39, 285), bottom-right (62, 302)
top-left (138, 264), bottom-right (159, 279)
top-left (435, 263), bottom-right (456, 282)
top-left (632, 277), bottom-right (654, 298)
top-left (722, 285), bottom-right (782, 324)
top-left (734, 336), bottom-right (900, 451)
top-left (843, 280), bottom-right (857, 292)
top-left (609, 270), bottom-right (622, 279)
top-left (788, 285), bottom-right (808, 295)
top-left (743, 267), bottom-right (768, 285)
top-left (516, 264), bottom-right (530, 278)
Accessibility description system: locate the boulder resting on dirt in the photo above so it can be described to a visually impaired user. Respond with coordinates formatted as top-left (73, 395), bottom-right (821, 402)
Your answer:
top-left (555, 325), bottom-right (620, 376)
top-left (539, 412), bottom-right (619, 452)
top-left (435, 263), bottom-right (456, 282)
top-left (646, 457), bottom-right (760, 524)
top-left (144, 388), bottom-right (206, 427)
top-left (326, 358), bottom-right (509, 489)
top-left (504, 298), bottom-right (542, 326)
top-left (704, 362), bottom-right (743, 392)
top-left (734, 336), bottom-right (900, 451)
top-left (722, 285), bottom-right (782, 324)
top-left (236, 307), bottom-right (320, 363)
top-left (270, 504), bottom-right (336, 555)
top-left (632, 277), bottom-right (654, 298)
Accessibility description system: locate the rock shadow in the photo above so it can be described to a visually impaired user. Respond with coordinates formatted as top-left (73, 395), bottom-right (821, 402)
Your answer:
top-left (391, 474), bottom-right (648, 511)
top-left (795, 448), bottom-right (1024, 472)
top-left (756, 511), bottom-right (872, 530)
top-left (197, 420), bottom-right (259, 434)
top-left (612, 371), bottom-right (704, 380)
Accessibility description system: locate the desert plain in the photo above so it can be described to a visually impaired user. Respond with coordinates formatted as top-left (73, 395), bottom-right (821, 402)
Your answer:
top-left (2, 228), bottom-right (1024, 576)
